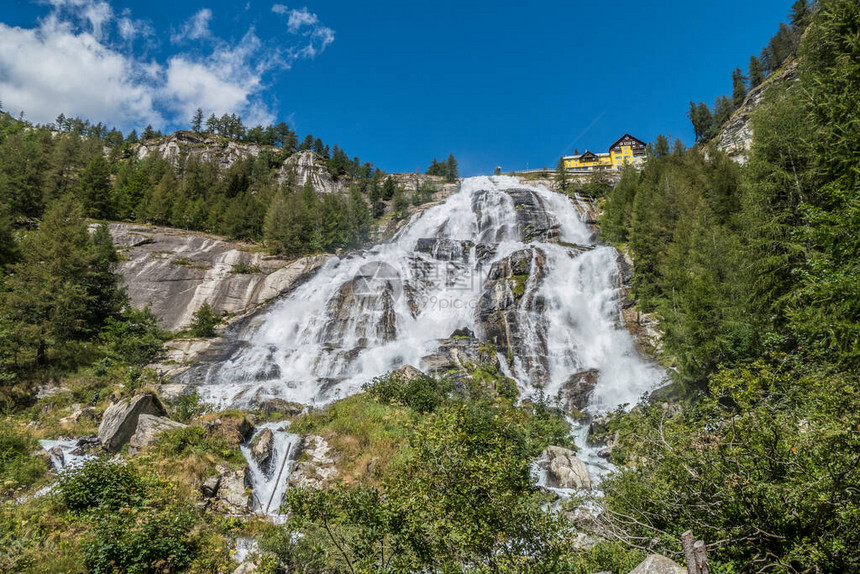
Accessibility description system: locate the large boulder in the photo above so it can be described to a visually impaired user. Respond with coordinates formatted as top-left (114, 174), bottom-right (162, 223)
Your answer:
top-left (98, 394), bottom-right (167, 453)
top-left (248, 428), bottom-right (275, 474)
top-left (212, 463), bottom-right (251, 513)
top-left (288, 435), bottom-right (338, 489)
top-left (629, 554), bottom-right (687, 574)
top-left (129, 414), bottom-right (187, 455)
top-left (197, 413), bottom-right (254, 448)
top-left (540, 446), bottom-right (592, 490)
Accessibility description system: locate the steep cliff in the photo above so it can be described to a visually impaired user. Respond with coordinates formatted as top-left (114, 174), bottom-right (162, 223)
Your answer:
top-left (110, 223), bottom-right (331, 332)
top-left (714, 62), bottom-right (798, 164)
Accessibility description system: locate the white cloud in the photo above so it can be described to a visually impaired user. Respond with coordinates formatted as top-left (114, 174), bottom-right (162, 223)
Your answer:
top-left (171, 8), bottom-right (213, 43)
top-left (286, 7), bottom-right (318, 33)
top-left (0, 0), bottom-right (334, 130)
top-left (0, 17), bottom-right (160, 126)
top-left (271, 5), bottom-right (335, 60)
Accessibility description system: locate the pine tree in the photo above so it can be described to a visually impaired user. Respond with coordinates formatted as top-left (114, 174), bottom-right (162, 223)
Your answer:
top-left (77, 155), bottom-right (113, 220)
top-left (392, 188), bottom-right (409, 220)
top-left (790, 0), bottom-right (810, 29)
top-left (191, 108), bottom-right (204, 133)
top-left (382, 177), bottom-right (397, 200)
top-left (732, 68), bottom-right (748, 108)
top-left (445, 154), bottom-right (459, 183)
top-left (749, 55), bottom-right (766, 88)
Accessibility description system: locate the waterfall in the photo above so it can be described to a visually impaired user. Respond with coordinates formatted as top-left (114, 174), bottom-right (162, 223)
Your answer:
top-left (190, 175), bottom-right (664, 493)
top-left (240, 422), bottom-right (302, 518)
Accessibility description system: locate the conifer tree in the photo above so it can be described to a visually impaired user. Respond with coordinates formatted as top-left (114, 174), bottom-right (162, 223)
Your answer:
top-left (732, 68), bottom-right (748, 108)
top-left (191, 108), bottom-right (204, 133)
top-left (749, 55), bottom-right (766, 88)
top-left (445, 154), bottom-right (459, 183)
top-left (555, 157), bottom-right (569, 192)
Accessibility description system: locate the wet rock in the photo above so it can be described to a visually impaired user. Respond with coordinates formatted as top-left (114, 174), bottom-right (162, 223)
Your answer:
top-left (98, 394), bottom-right (168, 453)
top-left (506, 188), bottom-right (560, 242)
top-left (629, 554), bottom-right (687, 574)
top-left (129, 414), bottom-right (187, 455)
top-left (47, 447), bottom-right (65, 469)
top-left (320, 275), bottom-right (399, 346)
top-left (477, 247), bottom-right (549, 381)
top-left (558, 369), bottom-right (599, 412)
top-left (249, 428), bottom-right (275, 474)
top-left (540, 446), bottom-right (592, 490)
top-left (70, 436), bottom-right (101, 456)
top-left (415, 238), bottom-right (474, 262)
top-left (255, 398), bottom-right (303, 417)
top-left (450, 327), bottom-right (474, 339)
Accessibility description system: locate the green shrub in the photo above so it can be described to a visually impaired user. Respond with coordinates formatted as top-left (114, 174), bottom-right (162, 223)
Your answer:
top-left (155, 425), bottom-right (244, 463)
top-left (0, 428), bottom-right (47, 496)
top-left (57, 459), bottom-right (146, 514)
top-left (172, 389), bottom-right (207, 423)
top-left (100, 306), bottom-right (166, 366)
top-left (187, 302), bottom-right (221, 338)
top-left (363, 371), bottom-right (453, 413)
top-left (230, 261), bottom-right (261, 274)
top-left (83, 504), bottom-right (198, 574)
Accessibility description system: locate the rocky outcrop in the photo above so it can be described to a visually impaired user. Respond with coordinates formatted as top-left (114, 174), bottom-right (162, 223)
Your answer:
top-left (136, 132), bottom-right (268, 170)
top-left (279, 150), bottom-right (340, 194)
top-left (110, 223), bottom-right (332, 331)
top-left (209, 462), bottom-right (251, 513)
top-left (248, 428), bottom-right (275, 475)
top-left (198, 413), bottom-right (254, 448)
top-left (128, 414), bottom-right (186, 455)
top-left (320, 273), bottom-right (399, 345)
top-left (288, 435), bottom-right (338, 488)
top-left (629, 554), bottom-right (687, 574)
top-left (558, 369), bottom-right (599, 413)
top-left (506, 188), bottom-right (560, 242)
top-left (98, 394), bottom-right (168, 453)
top-left (715, 62), bottom-right (798, 165)
top-left (477, 248), bottom-right (549, 381)
top-left (539, 446), bottom-right (592, 490)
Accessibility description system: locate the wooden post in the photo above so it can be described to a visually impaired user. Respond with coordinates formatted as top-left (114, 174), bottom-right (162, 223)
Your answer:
top-left (681, 530), bottom-right (697, 574)
top-left (693, 540), bottom-right (710, 574)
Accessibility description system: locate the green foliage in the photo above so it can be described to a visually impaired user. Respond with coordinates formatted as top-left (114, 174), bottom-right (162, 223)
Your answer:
top-left (154, 425), bottom-right (244, 463)
top-left (57, 459), bottom-right (147, 514)
top-left (425, 153), bottom-right (459, 182)
top-left (362, 370), bottom-right (453, 413)
top-left (187, 301), bottom-right (221, 338)
top-left (100, 305), bottom-right (166, 366)
top-left (230, 261), bottom-right (261, 274)
top-left (172, 389), bottom-right (207, 423)
top-left (0, 427), bottom-right (47, 496)
top-left (83, 504), bottom-right (198, 574)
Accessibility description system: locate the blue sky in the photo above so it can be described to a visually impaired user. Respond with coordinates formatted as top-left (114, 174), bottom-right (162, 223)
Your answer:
top-left (1, 0), bottom-right (793, 175)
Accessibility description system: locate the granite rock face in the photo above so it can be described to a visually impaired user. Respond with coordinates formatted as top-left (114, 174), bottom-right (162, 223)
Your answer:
top-left (109, 223), bottom-right (331, 332)
top-left (135, 132), bottom-right (266, 170)
top-left (629, 554), bottom-right (687, 574)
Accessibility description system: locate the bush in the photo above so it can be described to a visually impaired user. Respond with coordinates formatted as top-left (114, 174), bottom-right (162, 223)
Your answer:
top-left (100, 306), bottom-right (166, 366)
top-left (187, 302), bottom-right (221, 338)
top-left (0, 428), bottom-right (47, 496)
top-left (172, 389), bottom-right (207, 423)
top-left (363, 371), bottom-right (453, 413)
top-left (83, 504), bottom-right (198, 574)
top-left (57, 459), bottom-right (146, 514)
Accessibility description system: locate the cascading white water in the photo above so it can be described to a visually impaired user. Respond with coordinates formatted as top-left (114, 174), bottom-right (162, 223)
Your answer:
top-left (240, 422), bottom-right (302, 518)
top-left (196, 175), bottom-right (664, 493)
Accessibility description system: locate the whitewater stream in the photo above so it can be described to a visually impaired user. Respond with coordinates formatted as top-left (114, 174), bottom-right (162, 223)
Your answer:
top-left (193, 176), bottom-right (664, 510)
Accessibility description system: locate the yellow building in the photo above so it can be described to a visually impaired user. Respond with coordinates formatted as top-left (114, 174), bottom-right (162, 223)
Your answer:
top-left (562, 134), bottom-right (647, 171)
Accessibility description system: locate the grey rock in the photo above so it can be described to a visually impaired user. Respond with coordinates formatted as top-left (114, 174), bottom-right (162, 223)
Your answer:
top-left (47, 447), bottom-right (65, 469)
top-left (129, 414), bottom-right (187, 455)
top-left (98, 394), bottom-right (168, 453)
top-left (279, 150), bottom-right (340, 194)
top-left (558, 369), bottom-right (600, 412)
top-left (110, 222), bottom-right (331, 332)
top-left (214, 463), bottom-right (251, 513)
top-left (629, 554), bottom-right (687, 574)
top-left (540, 446), bottom-right (592, 490)
top-left (201, 474), bottom-right (221, 498)
top-left (248, 428), bottom-right (274, 474)
top-left (288, 435), bottom-right (338, 489)
top-left (255, 398), bottom-right (303, 417)
top-left (392, 364), bottom-right (426, 382)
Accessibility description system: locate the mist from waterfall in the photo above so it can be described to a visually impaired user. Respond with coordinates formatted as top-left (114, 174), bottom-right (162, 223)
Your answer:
top-left (195, 175), bottom-right (664, 417)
